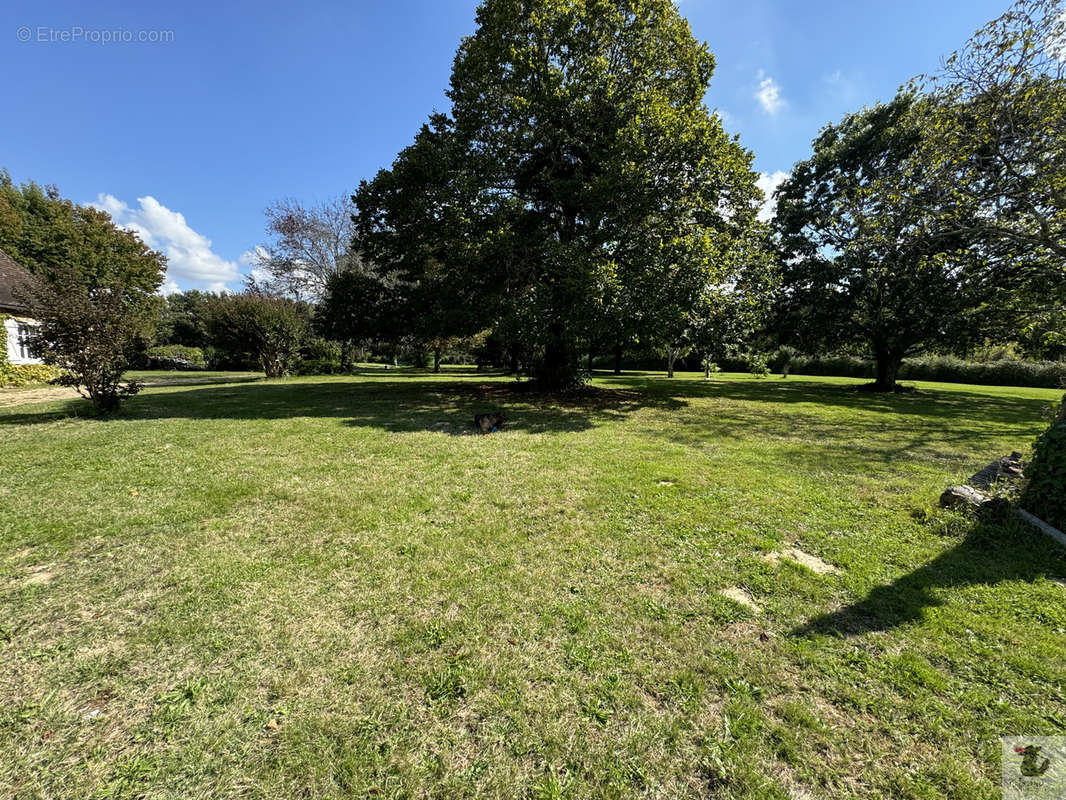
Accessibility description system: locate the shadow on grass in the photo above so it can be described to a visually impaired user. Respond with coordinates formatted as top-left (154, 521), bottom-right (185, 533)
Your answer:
top-left (606, 374), bottom-right (1053, 425)
top-left (0, 372), bottom-right (1051, 443)
top-left (0, 377), bottom-right (686, 434)
top-left (792, 517), bottom-right (1066, 638)
top-left (135, 373), bottom-right (264, 388)
top-left (602, 376), bottom-right (1053, 477)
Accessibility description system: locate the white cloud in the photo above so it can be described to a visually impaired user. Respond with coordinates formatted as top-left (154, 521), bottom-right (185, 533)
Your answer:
top-left (755, 70), bottom-right (785, 114)
top-left (240, 247), bottom-right (275, 288)
top-left (90, 193), bottom-right (240, 293)
top-left (756, 170), bottom-right (789, 222)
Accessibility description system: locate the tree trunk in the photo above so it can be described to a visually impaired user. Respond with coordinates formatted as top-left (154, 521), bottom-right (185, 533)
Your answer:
top-left (613, 343), bottom-right (623, 375)
top-left (587, 350), bottom-right (594, 373)
top-left (873, 347), bottom-right (903, 391)
top-left (537, 326), bottom-right (577, 389)
top-left (433, 346), bottom-right (442, 374)
top-left (340, 340), bottom-right (354, 372)
top-left (262, 351), bottom-right (284, 379)
top-left (666, 347), bottom-right (677, 378)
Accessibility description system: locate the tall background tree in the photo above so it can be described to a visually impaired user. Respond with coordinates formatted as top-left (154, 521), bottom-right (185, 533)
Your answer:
top-left (356, 0), bottom-right (763, 389)
top-left (247, 196), bottom-right (365, 301)
top-left (156, 290), bottom-right (218, 350)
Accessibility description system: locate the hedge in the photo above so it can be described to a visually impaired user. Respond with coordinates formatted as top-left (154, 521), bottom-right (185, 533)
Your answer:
top-left (1021, 395), bottom-right (1066, 531)
top-left (771, 353), bottom-right (1066, 388)
top-left (145, 345), bottom-right (206, 370)
top-left (593, 350), bottom-right (1066, 389)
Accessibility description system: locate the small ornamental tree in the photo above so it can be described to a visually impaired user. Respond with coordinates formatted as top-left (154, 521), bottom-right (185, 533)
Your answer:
top-left (21, 269), bottom-right (160, 412)
top-left (688, 225), bottom-right (778, 380)
top-left (207, 293), bottom-right (309, 378)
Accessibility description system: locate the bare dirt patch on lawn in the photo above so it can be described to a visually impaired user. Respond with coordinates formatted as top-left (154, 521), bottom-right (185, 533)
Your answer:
top-left (0, 386), bottom-right (79, 408)
top-left (762, 546), bottom-right (839, 575)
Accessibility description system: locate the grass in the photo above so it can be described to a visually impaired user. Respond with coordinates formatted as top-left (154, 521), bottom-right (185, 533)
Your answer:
top-left (1, 368), bottom-right (1064, 799)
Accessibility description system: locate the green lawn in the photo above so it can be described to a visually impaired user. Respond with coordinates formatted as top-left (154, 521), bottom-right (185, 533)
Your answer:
top-left (1, 370), bottom-right (1064, 799)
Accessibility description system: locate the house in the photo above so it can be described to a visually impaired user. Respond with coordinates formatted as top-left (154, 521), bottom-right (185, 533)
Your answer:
top-left (0, 247), bottom-right (42, 365)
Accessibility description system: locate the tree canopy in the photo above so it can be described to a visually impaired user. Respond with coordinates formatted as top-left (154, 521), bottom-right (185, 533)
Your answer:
top-left (0, 171), bottom-right (164, 293)
top-left (246, 196), bottom-right (365, 302)
top-left (920, 0), bottom-right (1065, 267)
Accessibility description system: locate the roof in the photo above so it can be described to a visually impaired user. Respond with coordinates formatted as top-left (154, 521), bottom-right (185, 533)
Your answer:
top-left (0, 248), bottom-right (31, 312)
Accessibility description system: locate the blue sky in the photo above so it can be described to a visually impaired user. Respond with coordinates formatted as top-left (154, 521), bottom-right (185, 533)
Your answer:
top-left (2, 0), bottom-right (1009, 293)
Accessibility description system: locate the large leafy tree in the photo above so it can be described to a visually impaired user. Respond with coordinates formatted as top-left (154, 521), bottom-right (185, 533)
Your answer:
top-left (355, 116), bottom-right (491, 368)
top-left (357, 0), bottom-right (762, 389)
top-left (156, 290), bottom-right (220, 349)
top-left (774, 95), bottom-right (991, 391)
top-left (920, 0), bottom-right (1066, 521)
top-left (316, 270), bottom-right (401, 358)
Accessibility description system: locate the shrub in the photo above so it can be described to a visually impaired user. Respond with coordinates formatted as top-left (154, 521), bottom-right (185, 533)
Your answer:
top-left (769, 345), bottom-right (799, 372)
top-left (749, 353), bottom-right (770, 378)
top-left (1020, 395), bottom-right (1066, 531)
top-left (0, 362), bottom-right (64, 387)
top-left (207, 293), bottom-right (310, 378)
top-left (146, 345), bottom-right (206, 370)
top-left (301, 337), bottom-right (342, 364)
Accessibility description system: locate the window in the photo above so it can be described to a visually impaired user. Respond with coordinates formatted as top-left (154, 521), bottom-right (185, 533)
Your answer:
top-left (16, 323), bottom-right (34, 361)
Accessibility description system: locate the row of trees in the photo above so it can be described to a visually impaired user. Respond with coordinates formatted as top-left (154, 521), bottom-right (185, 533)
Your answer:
top-left (301, 0), bottom-right (1061, 393)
